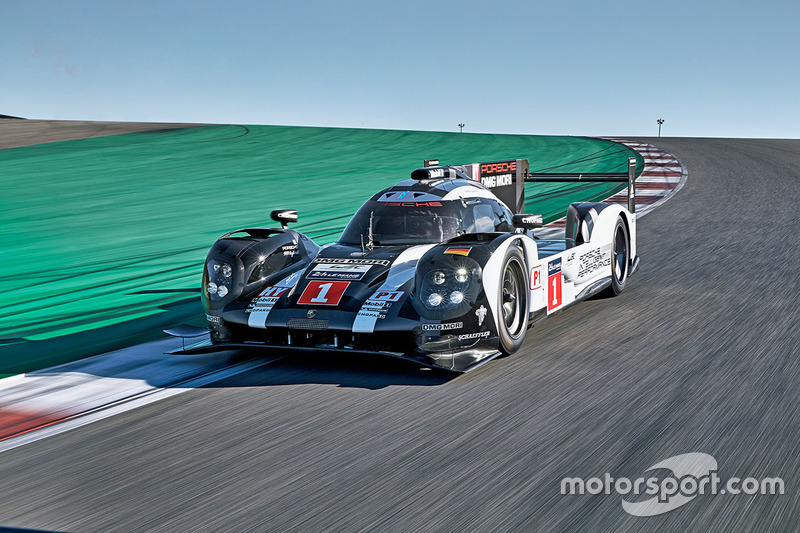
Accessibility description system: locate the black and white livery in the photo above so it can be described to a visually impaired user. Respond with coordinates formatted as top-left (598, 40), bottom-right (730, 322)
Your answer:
top-left (171, 158), bottom-right (640, 372)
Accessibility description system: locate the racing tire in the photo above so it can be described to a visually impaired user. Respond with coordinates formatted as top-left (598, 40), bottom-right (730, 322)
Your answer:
top-left (606, 216), bottom-right (629, 296)
top-left (498, 245), bottom-right (529, 355)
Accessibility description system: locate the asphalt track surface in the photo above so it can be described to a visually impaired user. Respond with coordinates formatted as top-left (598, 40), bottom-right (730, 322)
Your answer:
top-left (1, 133), bottom-right (799, 532)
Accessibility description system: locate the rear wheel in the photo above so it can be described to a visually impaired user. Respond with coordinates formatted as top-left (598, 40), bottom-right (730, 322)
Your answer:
top-left (498, 245), bottom-right (529, 355)
top-left (607, 216), bottom-right (629, 296)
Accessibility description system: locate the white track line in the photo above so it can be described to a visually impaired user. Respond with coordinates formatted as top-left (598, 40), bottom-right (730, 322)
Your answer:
top-left (0, 357), bottom-right (282, 454)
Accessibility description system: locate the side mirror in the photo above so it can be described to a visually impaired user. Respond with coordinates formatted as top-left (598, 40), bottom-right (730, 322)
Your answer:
top-left (512, 214), bottom-right (543, 230)
top-left (270, 209), bottom-right (298, 229)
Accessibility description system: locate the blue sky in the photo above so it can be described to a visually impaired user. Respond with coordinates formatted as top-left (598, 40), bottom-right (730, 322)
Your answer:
top-left (2, 0), bottom-right (798, 138)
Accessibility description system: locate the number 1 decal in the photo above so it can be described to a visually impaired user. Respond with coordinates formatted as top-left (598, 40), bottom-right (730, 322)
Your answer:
top-left (547, 258), bottom-right (562, 312)
top-left (298, 280), bottom-right (350, 306)
top-left (310, 282), bottom-right (332, 303)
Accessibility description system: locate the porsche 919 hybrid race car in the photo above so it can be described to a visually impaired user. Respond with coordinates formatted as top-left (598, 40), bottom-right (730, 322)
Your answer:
top-left (170, 158), bottom-right (640, 372)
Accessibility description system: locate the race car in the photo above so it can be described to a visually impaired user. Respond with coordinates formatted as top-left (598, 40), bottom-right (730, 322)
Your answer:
top-left (169, 158), bottom-right (640, 372)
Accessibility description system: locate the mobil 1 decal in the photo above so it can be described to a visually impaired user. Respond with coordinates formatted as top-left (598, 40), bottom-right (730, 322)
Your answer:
top-left (547, 258), bottom-right (563, 313)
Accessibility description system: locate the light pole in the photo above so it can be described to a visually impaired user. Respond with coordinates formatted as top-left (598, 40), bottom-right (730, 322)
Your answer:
top-left (458, 123), bottom-right (465, 133)
top-left (657, 118), bottom-right (664, 137)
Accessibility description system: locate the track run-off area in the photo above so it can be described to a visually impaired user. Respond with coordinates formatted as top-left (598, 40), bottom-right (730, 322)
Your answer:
top-left (1, 121), bottom-right (798, 531)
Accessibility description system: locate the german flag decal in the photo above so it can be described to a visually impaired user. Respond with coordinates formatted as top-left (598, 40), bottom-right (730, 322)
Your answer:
top-left (444, 247), bottom-right (471, 256)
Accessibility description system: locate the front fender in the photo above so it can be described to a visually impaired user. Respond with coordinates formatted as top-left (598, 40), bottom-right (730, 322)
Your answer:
top-left (202, 228), bottom-right (319, 315)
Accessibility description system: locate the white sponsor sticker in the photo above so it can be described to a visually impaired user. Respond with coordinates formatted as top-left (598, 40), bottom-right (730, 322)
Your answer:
top-left (422, 322), bottom-right (463, 331)
top-left (361, 300), bottom-right (391, 311)
top-left (307, 263), bottom-right (372, 281)
top-left (356, 310), bottom-right (386, 320)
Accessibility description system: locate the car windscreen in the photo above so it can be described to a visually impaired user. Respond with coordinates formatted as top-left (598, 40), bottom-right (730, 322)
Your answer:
top-left (339, 201), bottom-right (464, 245)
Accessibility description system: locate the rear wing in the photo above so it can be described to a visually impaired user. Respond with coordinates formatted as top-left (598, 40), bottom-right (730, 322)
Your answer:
top-left (426, 157), bottom-right (637, 214)
top-left (526, 157), bottom-right (638, 214)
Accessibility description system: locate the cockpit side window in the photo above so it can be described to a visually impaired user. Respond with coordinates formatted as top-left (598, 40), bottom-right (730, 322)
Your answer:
top-left (463, 199), bottom-right (514, 234)
top-left (472, 204), bottom-right (495, 233)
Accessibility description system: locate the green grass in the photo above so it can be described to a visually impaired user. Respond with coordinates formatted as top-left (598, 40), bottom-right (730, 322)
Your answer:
top-left (0, 125), bottom-right (642, 376)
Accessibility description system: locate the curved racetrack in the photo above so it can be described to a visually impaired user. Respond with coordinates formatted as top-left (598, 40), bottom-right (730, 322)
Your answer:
top-left (1, 136), bottom-right (799, 531)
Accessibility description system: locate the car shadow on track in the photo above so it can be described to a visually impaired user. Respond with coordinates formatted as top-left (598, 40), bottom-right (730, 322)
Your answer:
top-left (212, 351), bottom-right (457, 390)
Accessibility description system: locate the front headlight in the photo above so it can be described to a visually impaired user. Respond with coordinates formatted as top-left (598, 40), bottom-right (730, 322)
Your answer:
top-left (427, 292), bottom-right (444, 307)
top-left (206, 260), bottom-right (234, 301)
top-left (416, 260), bottom-right (481, 319)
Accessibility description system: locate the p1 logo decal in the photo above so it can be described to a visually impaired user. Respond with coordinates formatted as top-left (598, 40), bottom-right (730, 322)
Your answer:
top-left (547, 258), bottom-right (562, 312)
top-left (298, 281), bottom-right (350, 306)
top-left (530, 265), bottom-right (542, 290)
top-left (370, 290), bottom-right (403, 302)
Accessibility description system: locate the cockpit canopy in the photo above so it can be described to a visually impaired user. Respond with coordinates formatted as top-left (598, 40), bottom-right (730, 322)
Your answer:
top-left (339, 194), bottom-right (514, 246)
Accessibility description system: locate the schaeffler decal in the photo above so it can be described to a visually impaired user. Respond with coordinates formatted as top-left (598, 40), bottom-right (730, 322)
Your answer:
top-left (444, 247), bottom-right (471, 256)
top-left (422, 322), bottom-right (463, 331)
top-left (457, 331), bottom-right (491, 341)
top-left (475, 305), bottom-right (487, 326)
top-left (297, 281), bottom-right (350, 306)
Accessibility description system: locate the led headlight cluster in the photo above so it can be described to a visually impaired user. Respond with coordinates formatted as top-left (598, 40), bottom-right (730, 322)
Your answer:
top-left (423, 267), bottom-right (470, 308)
top-left (417, 262), bottom-right (481, 319)
top-left (206, 259), bottom-right (233, 300)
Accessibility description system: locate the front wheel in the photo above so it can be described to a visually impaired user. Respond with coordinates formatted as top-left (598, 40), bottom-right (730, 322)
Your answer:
top-left (497, 245), bottom-right (529, 355)
top-left (606, 216), bottom-right (629, 296)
